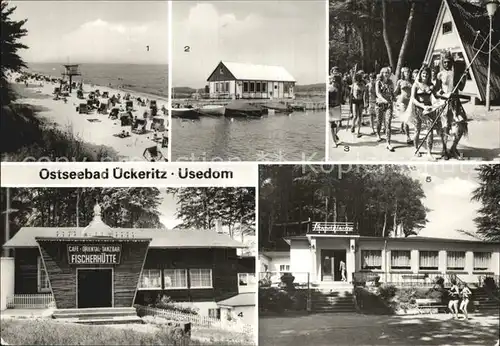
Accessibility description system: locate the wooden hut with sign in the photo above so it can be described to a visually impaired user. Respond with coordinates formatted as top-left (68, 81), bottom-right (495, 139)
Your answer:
top-left (424, 0), bottom-right (500, 103)
top-left (2, 204), bottom-right (255, 323)
top-left (206, 61), bottom-right (296, 100)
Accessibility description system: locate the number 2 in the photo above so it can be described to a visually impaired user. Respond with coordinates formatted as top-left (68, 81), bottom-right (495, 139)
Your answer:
top-left (184, 46), bottom-right (190, 52)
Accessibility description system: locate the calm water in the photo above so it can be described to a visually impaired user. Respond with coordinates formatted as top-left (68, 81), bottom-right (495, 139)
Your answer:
top-left (172, 111), bottom-right (325, 161)
top-left (27, 63), bottom-right (168, 98)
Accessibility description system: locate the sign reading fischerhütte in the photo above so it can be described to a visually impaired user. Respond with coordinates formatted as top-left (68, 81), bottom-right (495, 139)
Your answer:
top-left (67, 244), bottom-right (121, 264)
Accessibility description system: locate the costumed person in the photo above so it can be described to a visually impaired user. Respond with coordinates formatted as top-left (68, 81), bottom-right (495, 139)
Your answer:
top-left (375, 67), bottom-right (395, 151)
top-left (448, 281), bottom-right (460, 319)
top-left (406, 65), bottom-right (446, 161)
top-left (351, 70), bottom-right (366, 138)
top-left (434, 50), bottom-right (468, 160)
top-left (394, 67), bottom-right (414, 145)
top-left (329, 67), bottom-right (343, 147)
top-left (363, 73), bottom-right (377, 134)
top-left (412, 69), bottom-right (419, 83)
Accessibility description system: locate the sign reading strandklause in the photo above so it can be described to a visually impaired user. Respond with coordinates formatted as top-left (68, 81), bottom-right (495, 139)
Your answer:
top-left (312, 222), bottom-right (354, 233)
top-left (67, 244), bottom-right (122, 264)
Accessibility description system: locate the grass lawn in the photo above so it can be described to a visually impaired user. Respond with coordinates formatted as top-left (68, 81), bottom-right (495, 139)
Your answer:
top-left (0, 319), bottom-right (254, 345)
top-left (259, 312), bottom-right (500, 346)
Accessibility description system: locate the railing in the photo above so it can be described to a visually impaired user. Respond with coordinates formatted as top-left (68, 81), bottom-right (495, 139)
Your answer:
top-left (353, 272), bottom-right (448, 288)
top-left (6, 294), bottom-right (56, 309)
top-left (307, 222), bottom-right (356, 235)
top-left (135, 305), bottom-right (253, 335)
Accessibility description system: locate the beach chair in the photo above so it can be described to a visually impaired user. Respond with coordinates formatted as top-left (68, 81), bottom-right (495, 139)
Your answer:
top-left (102, 91), bottom-right (109, 98)
top-left (109, 108), bottom-right (120, 120)
top-left (77, 90), bottom-right (84, 99)
top-left (143, 145), bottom-right (166, 162)
top-left (77, 103), bottom-right (90, 114)
top-left (161, 135), bottom-right (168, 148)
top-left (125, 101), bottom-right (134, 111)
top-left (53, 87), bottom-right (60, 95)
top-left (120, 113), bottom-right (132, 126)
top-left (97, 103), bottom-right (108, 114)
top-left (151, 117), bottom-right (166, 132)
top-left (132, 119), bottom-right (147, 134)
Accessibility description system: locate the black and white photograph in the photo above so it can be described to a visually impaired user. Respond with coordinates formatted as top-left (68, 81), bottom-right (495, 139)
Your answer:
top-left (0, 187), bottom-right (256, 345)
top-left (258, 163), bottom-right (500, 346)
top-left (171, 1), bottom-right (326, 162)
top-left (328, 0), bottom-right (500, 162)
top-left (1, 1), bottom-right (169, 162)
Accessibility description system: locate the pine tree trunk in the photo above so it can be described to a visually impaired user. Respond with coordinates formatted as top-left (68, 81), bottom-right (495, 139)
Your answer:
top-left (382, 209), bottom-right (388, 237)
top-left (395, 1), bottom-right (416, 79)
top-left (393, 199), bottom-right (398, 237)
top-left (381, 0), bottom-right (394, 69)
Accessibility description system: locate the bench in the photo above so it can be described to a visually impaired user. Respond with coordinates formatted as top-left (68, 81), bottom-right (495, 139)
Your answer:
top-left (415, 298), bottom-right (446, 314)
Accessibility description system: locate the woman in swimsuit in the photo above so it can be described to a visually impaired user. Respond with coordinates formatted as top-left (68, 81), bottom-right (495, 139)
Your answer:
top-left (394, 67), bottom-right (413, 145)
top-left (448, 281), bottom-right (460, 319)
top-left (408, 66), bottom-right (446, 161)
top-left (459, 283), bottom-right (472, 320)
top-left (351, 70), bottom-right (366, 138)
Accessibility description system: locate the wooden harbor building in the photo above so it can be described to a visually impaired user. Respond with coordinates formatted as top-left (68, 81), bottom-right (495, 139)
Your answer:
top-left (1, 204), bottom-right (255, 320)
top-left (207, 61), bottom-right (296, 100)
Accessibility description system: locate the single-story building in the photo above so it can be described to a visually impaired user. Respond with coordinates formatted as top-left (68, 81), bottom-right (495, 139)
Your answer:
top-left (261, 221), bottom-right (500, 287)
top-left (1, 204), bottom-right (256, 318)
top-left (424, 0), bottom-right (500, 103)
top-left (206, 61), bottom-right (296, 100)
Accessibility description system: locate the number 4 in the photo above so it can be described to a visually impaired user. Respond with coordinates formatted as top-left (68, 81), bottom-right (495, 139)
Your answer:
top-left (237, 312), bottom-right (243, 317)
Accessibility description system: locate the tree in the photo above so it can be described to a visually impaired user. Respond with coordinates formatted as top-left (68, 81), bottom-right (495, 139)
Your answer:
top-left (395, 1), bottom-right (417, 79)
top-left (1, 2), bottom-right (28, 105)
top-left (471, 164), bottom-right (500, 241)
top-left (168, 187), bottom-right (255, 238)
top-left (381, 0), bottom-right (395, 70)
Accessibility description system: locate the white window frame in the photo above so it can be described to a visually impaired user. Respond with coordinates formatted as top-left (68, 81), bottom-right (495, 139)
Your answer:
top-left (138, 269), bottom-right (162, 290)
top-left (390, 250), bottom-right (411, 270)
top-left (361, 250), bottom-right (382, 270)
top-left (279, 264), bottom-right (290, 272)
top-left (189, 268), bottom-right (213, 289)
top-left (419, 250), bottom-right (439, 271)
top-left (447, 251), bottom-right (466, 271)
top-left (37, 256), bottom-right (50, 293)
top-left (163, 269), bottom-right (188, 290)
top-left (238, 273), bottom-right (256, 287)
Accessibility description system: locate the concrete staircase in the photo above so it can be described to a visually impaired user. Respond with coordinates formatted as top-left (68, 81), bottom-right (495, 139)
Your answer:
top-left (311, 282), bottom-right (356, 313)
top-left (51, 307), bottom-right (143, 325)
top-left (471, 287), bottom-right (500, 313)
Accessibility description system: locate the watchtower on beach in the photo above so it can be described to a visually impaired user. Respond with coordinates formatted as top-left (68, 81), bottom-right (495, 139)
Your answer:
top-left (62, 64), bottom-right (81, 93)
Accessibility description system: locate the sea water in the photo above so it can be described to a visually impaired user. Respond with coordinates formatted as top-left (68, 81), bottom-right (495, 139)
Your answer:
top-left (172, 110), bottom-right (326, 162)
top-left (27, 63), bottom-right (168, 99)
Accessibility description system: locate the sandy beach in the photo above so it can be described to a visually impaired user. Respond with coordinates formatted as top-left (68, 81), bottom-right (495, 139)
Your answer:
top-left (8, 72), bottom-right (169, 162)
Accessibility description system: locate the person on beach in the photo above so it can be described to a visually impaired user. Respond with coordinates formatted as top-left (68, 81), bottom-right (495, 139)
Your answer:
top-left (406, 66), bottom-right (446, 161)
top-left (459, 283), bottom-right (472, 320)
top-left (412, 69), bottom-right (419, 83)
top-left (351, 70), bottom-right (366, 138)
top-left (375, 67), bottom-right (395, 151)
top-left (448, 281), bottom-right (460, 319)
top-left (394, 67), bottom-right (414, 145)
top-left (363, 73), bottom-right (377, 135)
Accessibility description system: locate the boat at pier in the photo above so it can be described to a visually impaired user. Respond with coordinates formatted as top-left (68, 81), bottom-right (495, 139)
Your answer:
top-left (224, 101), bottom-right (265, 118)
top-left (198, 104), bottom-right (225, 116)
top-left (171, 108), bottom-right (201, 120)
top-left (260, 101), bottom-right (293, 114)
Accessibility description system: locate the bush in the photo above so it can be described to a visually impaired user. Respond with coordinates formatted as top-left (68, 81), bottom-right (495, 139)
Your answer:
top-left (483, 277), bottom-right (498, 290)
top-left (259, 287), bottom-right (306, 313)
top-left (154, 294), bottom-right (199, 315)
top-left (378, 284), bottom-right (397, 301)
top-left (279, 273), bottom-right (295, 292)
top-left (0, 319), bottom-right (191, 345)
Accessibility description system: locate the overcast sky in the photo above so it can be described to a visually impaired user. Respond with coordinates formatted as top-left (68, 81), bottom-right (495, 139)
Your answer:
top-left (409, 164), bottom-right (480, 240)
top-left (10, 1), bottom-right (169, 64)
top-left (172, 1), bottom-right (326, 88)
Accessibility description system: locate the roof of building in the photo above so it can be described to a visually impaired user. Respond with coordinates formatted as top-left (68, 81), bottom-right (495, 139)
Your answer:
top-left (217, 292), bottom-right (255, 307)
top-left (285, 234), bottom-right (500, 245)
top-left (215, 61), bottom-right (296, 82)
top-left (428, 0), bottom-right (500, 100)
top-left (3, 227), bottom-right (246, 248)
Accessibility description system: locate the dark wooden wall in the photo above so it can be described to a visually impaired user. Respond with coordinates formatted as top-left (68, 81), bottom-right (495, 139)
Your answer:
top-left (207, 62), bottom-right (236, 82)
top-left (37, 240), bottom-right (149, 309)
top-left (14, 248), bottom-right (40, 294)
top-left (135, 248), bottom-right (239, 305)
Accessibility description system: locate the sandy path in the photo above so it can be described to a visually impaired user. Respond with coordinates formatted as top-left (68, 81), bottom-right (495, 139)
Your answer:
top-left (13, 76), bottom-right (169, 162)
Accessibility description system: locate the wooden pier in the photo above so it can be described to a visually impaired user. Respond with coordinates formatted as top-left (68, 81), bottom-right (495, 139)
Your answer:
top-left (172, 98), bottom-right (326, 111)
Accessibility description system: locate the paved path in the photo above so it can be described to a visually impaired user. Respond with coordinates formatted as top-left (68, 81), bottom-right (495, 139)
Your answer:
top-left (259, 312), bottom-right (500, 346)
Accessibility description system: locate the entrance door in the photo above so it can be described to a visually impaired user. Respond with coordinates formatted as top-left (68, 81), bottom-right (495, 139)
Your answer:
top-left (321, 250), bottom-right (347, 282)
top-left (77, 269), bottom-right (113, 308)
